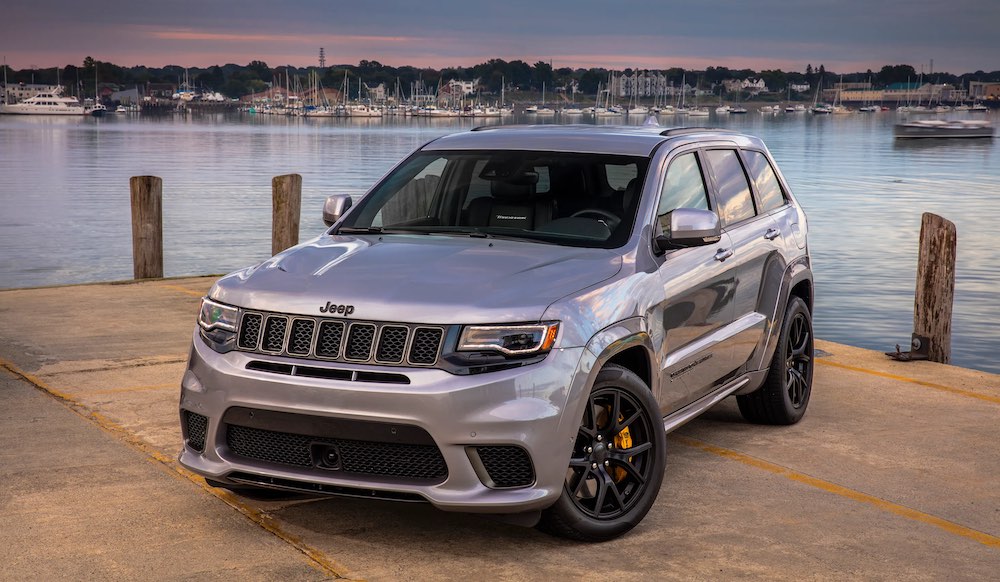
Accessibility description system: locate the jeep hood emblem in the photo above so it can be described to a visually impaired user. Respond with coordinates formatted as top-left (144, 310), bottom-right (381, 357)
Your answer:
top-left (320, 302), bottom-right (355, 316)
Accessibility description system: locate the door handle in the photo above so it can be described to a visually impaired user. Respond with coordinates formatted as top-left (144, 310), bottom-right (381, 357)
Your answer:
top-left (764, 228), bottom-right (781, 241)
top-left (714, 248), bottom-right (734, 262)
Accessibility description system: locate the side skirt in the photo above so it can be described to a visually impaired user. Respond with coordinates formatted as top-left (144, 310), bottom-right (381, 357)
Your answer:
top-left (662, 371), bottom-right (764, 433)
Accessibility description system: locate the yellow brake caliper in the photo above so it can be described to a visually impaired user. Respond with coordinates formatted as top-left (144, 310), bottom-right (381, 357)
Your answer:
top-left (612, 413), bottom-right (632, 483)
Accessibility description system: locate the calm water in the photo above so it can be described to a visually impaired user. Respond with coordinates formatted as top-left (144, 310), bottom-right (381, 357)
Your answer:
top-left (1, 111), bottom-right (998, 374)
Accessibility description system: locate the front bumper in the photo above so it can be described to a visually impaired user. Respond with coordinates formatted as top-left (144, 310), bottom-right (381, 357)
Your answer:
top-left (178, 331), bottom-right (596, 513)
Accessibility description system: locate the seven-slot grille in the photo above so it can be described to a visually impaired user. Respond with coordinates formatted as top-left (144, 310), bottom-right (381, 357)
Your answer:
top-left (237, 310), bottom-right (444, 367)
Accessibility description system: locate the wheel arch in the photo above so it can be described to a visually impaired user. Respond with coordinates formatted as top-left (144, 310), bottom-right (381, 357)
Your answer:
top-left (585, 317), bottom-right (658, 396)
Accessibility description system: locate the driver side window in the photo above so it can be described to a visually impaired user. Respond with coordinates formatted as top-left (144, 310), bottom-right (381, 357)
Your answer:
top-left (657, 153), bottom-right (710, 229)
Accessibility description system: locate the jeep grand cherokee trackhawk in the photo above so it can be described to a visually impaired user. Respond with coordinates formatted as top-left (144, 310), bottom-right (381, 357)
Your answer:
top-left (180, 125), bottom-right (814, 541)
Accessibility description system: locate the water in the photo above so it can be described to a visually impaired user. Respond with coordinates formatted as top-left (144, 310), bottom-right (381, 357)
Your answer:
top-left (1, 111), bottom-right (998, 374)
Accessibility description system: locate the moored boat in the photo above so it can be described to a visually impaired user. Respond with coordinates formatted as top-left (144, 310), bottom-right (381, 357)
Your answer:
top-left (894, 119), bottom-right (994, 139)
top-left (0, 88), bottom-right (85, 115)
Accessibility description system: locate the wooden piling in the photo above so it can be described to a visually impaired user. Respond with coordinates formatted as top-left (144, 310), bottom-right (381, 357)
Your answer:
top-left (913, 212), bottom-right (957, 364)
top-left (272, 174), bottom-right (302, 255)
top-left (129, 176), bottom-right (163, 280)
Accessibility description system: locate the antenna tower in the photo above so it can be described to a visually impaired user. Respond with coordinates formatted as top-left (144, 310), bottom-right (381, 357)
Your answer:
top-left (319, 48), bottom-right (326, 68)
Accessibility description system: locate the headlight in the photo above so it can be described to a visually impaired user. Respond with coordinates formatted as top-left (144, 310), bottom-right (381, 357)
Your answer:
top-left (198, 298), bottom-right (238, 331)
top-left (457, 323), bottom-right (559, 356)
top-left (198, 298), bottom-right (238, 352)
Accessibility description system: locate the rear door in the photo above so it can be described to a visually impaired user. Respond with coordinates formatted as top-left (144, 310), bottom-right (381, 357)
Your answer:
top-left (702, 148), bottom-right (784, 373)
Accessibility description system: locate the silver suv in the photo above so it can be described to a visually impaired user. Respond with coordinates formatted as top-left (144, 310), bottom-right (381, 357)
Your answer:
top-left (180, 125), bottom-right (814, 541)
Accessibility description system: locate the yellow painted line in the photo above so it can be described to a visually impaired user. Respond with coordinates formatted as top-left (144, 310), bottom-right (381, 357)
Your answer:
top-left (88, 383), bottom-right (176, 395)
top-left (674, 435), bottom-right (1000, 550)
top-left (818, 359), bottom-right (1000, 405)
top-left (158, 284), bottom-right (207, 297)
top-left (0, 357), bottom-right (355, 580)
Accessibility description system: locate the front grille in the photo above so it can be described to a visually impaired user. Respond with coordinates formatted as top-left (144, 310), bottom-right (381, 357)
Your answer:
top-left (262, 316), bottom-right (287, 353)
top-left (226, 424), bottom-right (448, 482)
top-left (345, 324), bottom-right (376, 361)
top-left (288, 319), bottom-right (315, 355)
top-left (475, 446), bottom-right (535, 488)
top-left (183, 410), bottom-right (208, 453)
top-left (235, 309), bottom-right (445, 367)
top-left (409, 328), bottom-right (444, 364)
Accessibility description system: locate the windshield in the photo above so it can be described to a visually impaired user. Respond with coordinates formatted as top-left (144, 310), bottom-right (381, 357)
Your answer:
top-left (338, 150), bottom-right (650, 249)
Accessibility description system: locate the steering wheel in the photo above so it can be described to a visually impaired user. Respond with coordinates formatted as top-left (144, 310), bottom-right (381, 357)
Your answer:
top-left (570, 208), bottom-right (621, 230)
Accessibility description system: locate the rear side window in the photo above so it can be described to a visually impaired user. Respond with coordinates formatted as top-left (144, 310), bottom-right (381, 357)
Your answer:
top-left (657, 153), bottom-right (710, 227)
top-left (744, 151), bottom-right (786, 212)
top-left (705, 149), bottom-right (756, 227)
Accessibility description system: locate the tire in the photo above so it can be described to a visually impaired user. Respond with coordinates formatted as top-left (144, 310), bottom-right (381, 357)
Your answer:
top-left (538, 364), bottom-right (666, 542)
top-left (737, 296), bottom-right (814, 425)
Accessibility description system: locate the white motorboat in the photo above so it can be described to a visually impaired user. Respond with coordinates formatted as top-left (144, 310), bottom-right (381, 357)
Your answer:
top-left (0, 88), bottom-right (85, 115)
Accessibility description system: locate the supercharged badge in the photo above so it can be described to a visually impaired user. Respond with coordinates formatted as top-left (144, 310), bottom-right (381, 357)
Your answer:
top-left (319, 302), bottom-right (355, 316)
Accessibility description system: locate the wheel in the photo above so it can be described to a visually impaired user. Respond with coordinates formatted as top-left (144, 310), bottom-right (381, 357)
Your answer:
top-left (538, 364), bottom-right (666, 542)
top-left (737, 296), bottom-right (814, 425)
top-left (569, 208), bottom-right (621, 230)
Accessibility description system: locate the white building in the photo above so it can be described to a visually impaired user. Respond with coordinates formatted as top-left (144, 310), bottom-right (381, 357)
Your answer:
top-left (742, 78), bottom-right (768, 95)
top-left (3, 83), bottom-right (62, 104)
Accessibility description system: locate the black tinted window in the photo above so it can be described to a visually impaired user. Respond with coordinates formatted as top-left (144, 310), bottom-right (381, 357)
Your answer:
top-left (744, 151), bottom-right (786, 212)
top-left (705, 149), bottom-right (755, 226)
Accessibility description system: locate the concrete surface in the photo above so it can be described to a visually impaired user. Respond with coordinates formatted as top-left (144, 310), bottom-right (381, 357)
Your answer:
top-left (1, 276), bottom-right (998, 581)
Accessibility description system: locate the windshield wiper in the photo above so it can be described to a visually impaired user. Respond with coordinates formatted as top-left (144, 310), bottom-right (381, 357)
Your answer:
top-left (336, 226), bottom-right (383, 234)
top-left (335, 226), bottom-right (432, 235)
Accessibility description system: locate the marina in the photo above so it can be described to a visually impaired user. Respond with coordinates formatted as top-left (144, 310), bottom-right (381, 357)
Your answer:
top-left (1, 109), bottom-right (999, 376)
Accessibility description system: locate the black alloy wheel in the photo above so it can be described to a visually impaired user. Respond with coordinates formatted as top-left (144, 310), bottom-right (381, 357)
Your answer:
top-left (736, 296), bottom-right (814, 425)
top-left (539, 364), bottom-right (666, 542)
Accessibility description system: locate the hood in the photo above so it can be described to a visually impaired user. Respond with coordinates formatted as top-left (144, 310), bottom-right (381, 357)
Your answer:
top-left (210, 234), bottom-right (622, 324)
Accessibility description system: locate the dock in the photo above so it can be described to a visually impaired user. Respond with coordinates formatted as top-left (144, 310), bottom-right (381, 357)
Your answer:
top-left (1, 276), bottom-right (998, 580)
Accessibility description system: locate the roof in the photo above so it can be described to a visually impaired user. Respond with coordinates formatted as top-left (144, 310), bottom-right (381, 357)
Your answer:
top-left (422, 124), bottom-right (754, 157)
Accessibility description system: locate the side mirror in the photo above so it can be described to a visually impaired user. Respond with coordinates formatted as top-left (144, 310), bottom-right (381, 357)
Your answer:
top-left (654, 208), bottom-right (722, 253)
top-left (323, 195), bottom-right (353, 226)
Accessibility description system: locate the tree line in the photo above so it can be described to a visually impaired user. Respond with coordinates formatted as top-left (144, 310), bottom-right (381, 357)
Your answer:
top-left (3, 57), bottom-right (998, 100)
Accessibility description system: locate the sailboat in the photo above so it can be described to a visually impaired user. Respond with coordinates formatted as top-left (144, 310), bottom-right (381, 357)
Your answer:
top-left (688, 76), bottom-right (709, 117)
top-left (536, 82), bottom-right (555, 115)
top-left (87, 66), bottom-right (106, 117)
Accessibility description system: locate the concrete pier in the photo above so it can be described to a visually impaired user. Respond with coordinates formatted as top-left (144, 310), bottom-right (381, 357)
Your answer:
top-left (1, 276), bottom-right (998, 580)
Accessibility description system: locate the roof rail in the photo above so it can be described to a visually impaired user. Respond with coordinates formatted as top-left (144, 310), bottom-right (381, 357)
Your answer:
top-left (660, 127), bottom-right (740, 137)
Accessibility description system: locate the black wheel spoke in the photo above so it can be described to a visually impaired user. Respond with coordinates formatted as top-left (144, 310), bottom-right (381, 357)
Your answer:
top-left (610, 391), bottom-right (621, 429)
top-left (609, 455), bottom-right (647, 485)
top-left (592, 471), bottom-right (609, 512)
top-left (614, 410), bottom-right (642, 433)
top-left (571, 468), bottom-right (591, 497)
top-left (605, 472), bottom-right (627, 512)
top-left (616, 441), bottom-right (652, 457)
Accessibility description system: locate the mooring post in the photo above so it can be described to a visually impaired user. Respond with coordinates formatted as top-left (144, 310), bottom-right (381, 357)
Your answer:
top-left (272, 174), bottom-right (302, 255)
top-left (913, 212), bottom-right (957, 364)
top-left (129, 175), bottom-right (163, 279)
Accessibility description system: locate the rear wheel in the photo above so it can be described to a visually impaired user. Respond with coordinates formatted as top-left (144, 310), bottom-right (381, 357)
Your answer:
top-left (737, 296), bottom-right (814, 425)
top-left (538, 364), bottom-right (666, 542)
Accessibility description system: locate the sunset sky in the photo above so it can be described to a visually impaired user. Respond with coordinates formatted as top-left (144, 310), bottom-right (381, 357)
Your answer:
top-left (3, 0), bottom-right (998, 73)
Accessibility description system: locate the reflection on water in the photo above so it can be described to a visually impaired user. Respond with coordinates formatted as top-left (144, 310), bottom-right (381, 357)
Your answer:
top-left (1, 111), bottom-right (998, 374)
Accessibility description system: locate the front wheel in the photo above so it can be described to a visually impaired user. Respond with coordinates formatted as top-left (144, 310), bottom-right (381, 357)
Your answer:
top-left (737, 296), bottom-right (814, 425)
top-left (538, 364), bottom-right (666, 542)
